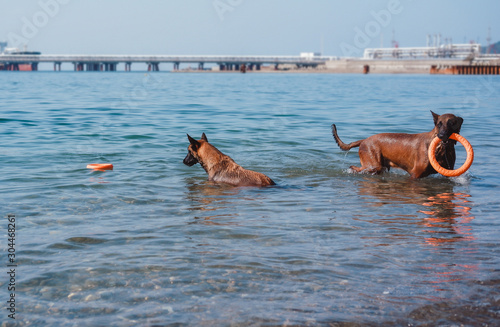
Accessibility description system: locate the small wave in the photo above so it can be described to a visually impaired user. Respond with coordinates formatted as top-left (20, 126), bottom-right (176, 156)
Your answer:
top-left (122, 134), bottom-right (155, 140)
top-left (66, 237), bottom-right (108, 245)
top-left (48, 242), bottom-right (82, 250)
top-left (451, 172), bottom-right (472, 185)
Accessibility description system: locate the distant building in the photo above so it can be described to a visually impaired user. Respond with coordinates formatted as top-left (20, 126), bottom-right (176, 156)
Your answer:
top-left (300, 52), bottom-right (322, 60)
top-left (363, 44), bottom-right (481, 60)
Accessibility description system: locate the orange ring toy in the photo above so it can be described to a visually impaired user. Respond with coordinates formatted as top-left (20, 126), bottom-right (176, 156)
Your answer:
top-left (428, 133), bottom-right (473, 177)
top-left (87, 163), bottom-right (113, 170)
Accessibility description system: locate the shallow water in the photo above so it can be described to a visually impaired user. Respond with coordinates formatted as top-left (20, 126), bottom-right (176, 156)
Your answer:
top-left (1, 72), bottom-right (499, 326)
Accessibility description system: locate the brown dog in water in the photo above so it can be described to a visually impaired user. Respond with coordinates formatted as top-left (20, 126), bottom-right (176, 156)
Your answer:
top-left (183, 133), bottom-right (275, 186)
top-left (331, 111), bottom-right (464, 179)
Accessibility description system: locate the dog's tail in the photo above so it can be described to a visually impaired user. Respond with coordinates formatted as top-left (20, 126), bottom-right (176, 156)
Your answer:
top-left (331, 124), bottom-right (363, 151)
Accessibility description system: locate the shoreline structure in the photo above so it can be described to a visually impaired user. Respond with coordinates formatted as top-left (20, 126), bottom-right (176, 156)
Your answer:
top-left (1, 43), bottom-right (499, 74)
top-left (179, 58), bottom-right (500, 75)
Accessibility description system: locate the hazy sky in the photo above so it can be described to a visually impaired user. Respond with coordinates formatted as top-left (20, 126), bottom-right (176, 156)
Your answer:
top-left (1, 0), bottom-right (498, 57)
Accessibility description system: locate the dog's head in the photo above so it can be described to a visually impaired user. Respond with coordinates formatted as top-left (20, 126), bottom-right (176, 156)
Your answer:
top-left (431, 111), bottom-right (463, 141)
top-left (183, 133), bottom-right (208, 166)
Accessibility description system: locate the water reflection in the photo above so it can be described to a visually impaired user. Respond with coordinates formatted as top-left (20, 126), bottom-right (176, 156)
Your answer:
top-left (420, 262), bottom-right (479, 293)
top-left (419, 192), bottom-right (476, 246)
top-left (416, 191), bottom-right (477, 293)
top-left (356, 177), bottom-right (478, 294)
top-left (357, 177), bottom-right (452, 206)
top-left (184, 178), bottom-right (241, 225)
top-left (356, 177), bottom-right (475, 246)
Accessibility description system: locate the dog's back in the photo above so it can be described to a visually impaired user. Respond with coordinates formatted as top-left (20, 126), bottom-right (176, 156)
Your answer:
top-left (210, 157), bottom-right (275, 186)
top-left (184, 134), bottom-right (275, 187)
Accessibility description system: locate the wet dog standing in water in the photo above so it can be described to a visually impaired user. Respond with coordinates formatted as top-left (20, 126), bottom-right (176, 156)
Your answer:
top-left (331, 111), bottom-right (464, 179)
top-left (183, 133), bottom-right (275, 187)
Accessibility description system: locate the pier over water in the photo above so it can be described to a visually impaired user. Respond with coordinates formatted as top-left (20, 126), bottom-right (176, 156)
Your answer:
top-left (1, 47), bottom-right (499, 74)
top-left (0, 54), bottom-right (329, 71)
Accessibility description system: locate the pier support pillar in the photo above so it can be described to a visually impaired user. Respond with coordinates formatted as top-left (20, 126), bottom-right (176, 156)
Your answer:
top-left (198, 62), bottom-right (204, 70)
top-left (86, 63), bottom-right (99, 71)
top-left (148, 63), bottom-right (160, 71)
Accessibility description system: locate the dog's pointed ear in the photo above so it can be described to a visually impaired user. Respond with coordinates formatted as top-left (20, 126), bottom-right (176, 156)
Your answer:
top-left (187, 134), bottom-right (200, 149)
top-left (456, 116), bottom-right (464, 131)
top-left (201, 133), bottom-right (208, 142)
top-left (431, 111), bottom-right (440, 125)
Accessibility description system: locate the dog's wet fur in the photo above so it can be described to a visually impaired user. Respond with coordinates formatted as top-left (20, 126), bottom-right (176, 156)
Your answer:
top-left (183, 133), bottom-right (275, 187)
top-left (331, 111), bottom-right (463, 179)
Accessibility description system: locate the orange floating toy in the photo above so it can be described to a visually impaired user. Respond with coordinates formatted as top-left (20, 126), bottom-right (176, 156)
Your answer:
top-left (86, 163), bottom-right (114, 171)
top-left (428, 133), bottom-right (473, 177)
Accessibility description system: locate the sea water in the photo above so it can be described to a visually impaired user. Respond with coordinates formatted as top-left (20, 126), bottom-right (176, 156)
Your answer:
top-left (1, 72), bottom-right (499, 326)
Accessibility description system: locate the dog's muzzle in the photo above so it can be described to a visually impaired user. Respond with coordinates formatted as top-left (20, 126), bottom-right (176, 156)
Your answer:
top-left (183, 153), bottom-right (198, 166)
top-left (437, 131), bottom-right (452, 141)
top-left (438, 119), bottom-right (462, 141)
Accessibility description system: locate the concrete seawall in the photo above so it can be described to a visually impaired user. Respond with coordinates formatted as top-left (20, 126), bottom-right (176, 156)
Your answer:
top-left (323, 59), bottom-right (497, 74)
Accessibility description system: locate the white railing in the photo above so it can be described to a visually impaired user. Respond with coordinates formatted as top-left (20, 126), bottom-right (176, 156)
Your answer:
top-left (363, 44), bottom-right (481, 60)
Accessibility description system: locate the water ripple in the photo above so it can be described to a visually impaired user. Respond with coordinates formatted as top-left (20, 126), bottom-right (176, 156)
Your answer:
top-left (1, 73), bottom-right (499, 326)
